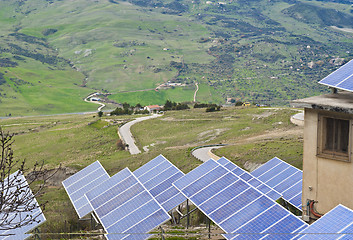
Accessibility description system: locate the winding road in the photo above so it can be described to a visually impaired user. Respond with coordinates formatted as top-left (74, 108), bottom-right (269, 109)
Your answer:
top-left (119, 114), bottom-right (162, 155)
top-left (84, 92), bottom-right (105, 111)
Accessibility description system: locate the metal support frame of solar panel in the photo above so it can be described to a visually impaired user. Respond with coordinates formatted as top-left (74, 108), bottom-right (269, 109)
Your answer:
top-left (173, 159), bottom-right (307, 240)
top-left (217, 157), bottom-right (281, 201)
top-left (318, 59), bottom-right (353, 92)
top-left (251, 157), bottom-right (303, 211)
top-left (85, 167), bottom-right (170, 240)
top-left (298, 204), bottom-right (353, 240)
top-left (0, 172), bottom-right (46, 240)
top-left (62, 161), bottom-right (110, 218)
top-left (133, 155), bottom-right (186, 212)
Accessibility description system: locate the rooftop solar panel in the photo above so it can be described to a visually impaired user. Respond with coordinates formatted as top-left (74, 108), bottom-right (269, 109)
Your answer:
top-left (298, 204), bottom-right (353, 239)
top-left (217, 157), bottom-right (282, 201)
top-left (318, 59), bottom-right (353, 92)
top-left (134, 155), bottom-right (186, 212)
top-left (85, 168), bottom-right (170, 240)
top-left (0, 172), bottom-right (46, 240)
top-left (173, 159), bottom-right (307, 239)
top-left (251, 157), bottom-right (303, 211)
top-left (62, 161), bottom-right (110, 218)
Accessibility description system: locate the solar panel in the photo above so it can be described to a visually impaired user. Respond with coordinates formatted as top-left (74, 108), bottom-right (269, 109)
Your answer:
top-left (62, 161), bottom-right (110, 218)
top-left (298, 204), bottom-right (353, 239)
top-left (134, 155), bottom-right (186, 212)
top-left (173, 159), bottom-right (307, 239)
top-left (0, 172), bottom-right (46, 240)
top-left (217, 157), bottom-right (282, 201)
top-left (318, 59), bottom-right (353, 92)
top-left (251, 157), bottom-right (303, 211)
top-left (85, 168), bottom-right (170, 240)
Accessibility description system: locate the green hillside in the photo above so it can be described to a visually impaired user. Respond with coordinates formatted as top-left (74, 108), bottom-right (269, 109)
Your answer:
top-left (1, 0), bottom-right (353, 115)
top-left (0, 106), bottom-right (304, 236)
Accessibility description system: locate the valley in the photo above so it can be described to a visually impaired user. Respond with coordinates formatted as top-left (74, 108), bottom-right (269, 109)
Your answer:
top-left (0, 0), bottom-right (353, 115)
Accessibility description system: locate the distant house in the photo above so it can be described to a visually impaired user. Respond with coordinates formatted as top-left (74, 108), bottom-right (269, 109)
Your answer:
top-left (144, 105), bottom-right (162, 113)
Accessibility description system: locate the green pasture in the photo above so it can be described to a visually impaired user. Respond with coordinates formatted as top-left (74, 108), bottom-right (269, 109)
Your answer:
top-left (108, 86), bottom-right (196, 106)
top-left (0, 106), bottom-right (303, 235)
top-left (0, 60), bottom-right (97, 117)
top-left (19, 0), bottom-right (213, 93)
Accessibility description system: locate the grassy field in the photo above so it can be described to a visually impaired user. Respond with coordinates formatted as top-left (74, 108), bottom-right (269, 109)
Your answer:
top-left (1, 0), bottom-right (353, 116)
top-left (0, 106), bottom-right (303, 237)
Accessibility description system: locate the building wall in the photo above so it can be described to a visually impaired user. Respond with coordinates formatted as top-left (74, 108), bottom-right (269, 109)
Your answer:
top-left (302, 108), bottom-right (353, 215)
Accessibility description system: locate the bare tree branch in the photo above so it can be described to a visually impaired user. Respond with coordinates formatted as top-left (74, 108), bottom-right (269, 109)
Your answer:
top-left (0, 127), bottom-right (57, 231)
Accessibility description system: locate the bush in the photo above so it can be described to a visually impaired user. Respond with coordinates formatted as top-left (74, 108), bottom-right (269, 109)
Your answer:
top-left (206, 105), bottom-right (221, 112)
top-left (116, 139), bottom-right (126, 150)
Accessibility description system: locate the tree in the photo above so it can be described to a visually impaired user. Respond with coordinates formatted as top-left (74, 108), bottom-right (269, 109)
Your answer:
top-left (98, 111), bottom-right (103, 117)
top-left (0, 128), bottom-right (53, 231)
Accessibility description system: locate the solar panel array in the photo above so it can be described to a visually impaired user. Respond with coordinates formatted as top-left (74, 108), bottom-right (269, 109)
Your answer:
top-left (0, 172), bottom-right (46, 240)
top-left (251, 157), bottom-right (303, 211)
top-left (62, 161), bottom-right (110, 218)
top-left (173, 159), bottom-right (307, 240)
top-left (298, 204), bottom-right (353, 239)
top-left (318, 59), bottom-right (353, 92)
top-left (85, 168), bottom-right (170, 240)
top-left (217, 157), bottom-right (282, 201)
top-left (134, 155), bottom-right (186, 212)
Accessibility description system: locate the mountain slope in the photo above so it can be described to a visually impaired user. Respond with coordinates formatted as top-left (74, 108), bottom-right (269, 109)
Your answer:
top-left (1, 0), bottom-right (353, 115)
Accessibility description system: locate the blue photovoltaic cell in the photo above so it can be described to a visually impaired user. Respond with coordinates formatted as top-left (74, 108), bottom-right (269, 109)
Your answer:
top-left (182, 166), bottom-right (229, 197)
top-left (225, 205), bottom-right (288, 240)
top-left (190, 172), bottom-right (238, 206)
top-left (173, 160), bottom-right (307, 239)
top-left (257, 163), bottom-right (289, 183)
top-left (265, 167), bottom-right (297, 187)
top-left (86, 168), bottom-right (170, 240)
top-left (133, 155), bottom-right (186, 211)
top-left (283, 180), bottom-right (302, 200)
top-left (161, 193), bottom-right (186, 212)
top-left (198, 180), bottom-right (249, 215)
top-left (251, 157), bottom-right (282, 177)
top-left (274, 172), bottom-right (302, 193)
top-left (260, 214), bottom-right (305, 240)
top-left (0, 172), bottom-right (46, 240)
top-left (337, 76), bottom-right (353, 91)
top-left (63, 161), bottom-right (103, 187)
top-left (86, 168), bottom-right (131, 205)
top-left (133, 155), bottom-right (166, 178)
top-left (217, 157), bottom-right (281, 201)
top-left (62, 161), bottom-right (110, 218)
top-left (299, 204), bottom-right (353, 240)
top-left (173, 159), bottom-right (219, 190)
top-left (318, 59), bottom-right (353, 92)
top-left (289, 194), bottom-right (302, 210)
top-left (339, 223), bottom-right (353, 240)
top-left (251, 157), bottom-right (303, 211)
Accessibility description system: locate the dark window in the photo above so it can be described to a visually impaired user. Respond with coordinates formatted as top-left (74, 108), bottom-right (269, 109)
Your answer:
top-left (324, 118), bottom-right (349, 154)
top-left (318, 115), bottom-right (351, 162)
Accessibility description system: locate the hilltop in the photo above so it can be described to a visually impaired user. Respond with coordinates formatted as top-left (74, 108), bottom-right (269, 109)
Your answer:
top-left (1, 0), bottom-right (353, 116)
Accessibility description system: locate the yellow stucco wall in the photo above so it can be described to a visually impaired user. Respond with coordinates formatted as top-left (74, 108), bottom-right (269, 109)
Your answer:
top-left (302, 109), bottom-right (353, 214)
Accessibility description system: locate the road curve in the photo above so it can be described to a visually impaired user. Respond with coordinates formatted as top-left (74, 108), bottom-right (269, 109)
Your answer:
top-left (84, 92), bottom-right (106, 111)
top-left (119, 114), bottom-right (162, 155)
top-left (192, 146), bottom-right (224, 162)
